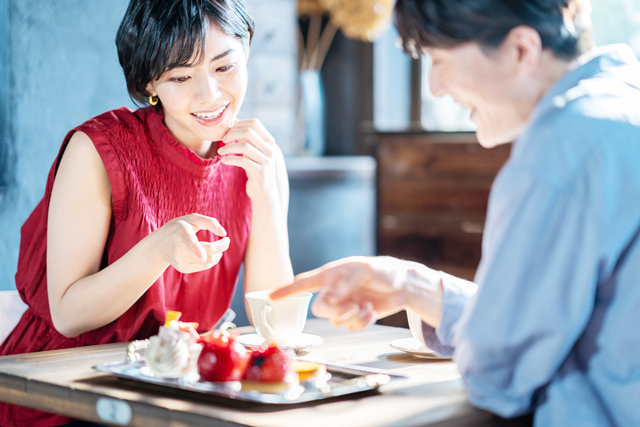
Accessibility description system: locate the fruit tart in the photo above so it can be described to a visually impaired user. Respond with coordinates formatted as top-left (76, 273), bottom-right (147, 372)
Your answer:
top-left (197, 329), bottom-right (250, 382)
top-left (241, 344), bottom-right (300, 393)
top-left (146, 311), bottom-right (202, 379)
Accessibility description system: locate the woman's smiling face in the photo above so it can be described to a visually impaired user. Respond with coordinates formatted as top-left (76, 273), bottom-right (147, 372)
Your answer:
top-left (147, 22), bottom-right (248, 148)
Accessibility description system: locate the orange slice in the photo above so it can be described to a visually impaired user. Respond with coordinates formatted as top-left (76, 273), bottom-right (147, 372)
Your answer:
top-left (165, 310), bottom-right (182, 326)
top-left (292, 361), bottom-right (326, 382)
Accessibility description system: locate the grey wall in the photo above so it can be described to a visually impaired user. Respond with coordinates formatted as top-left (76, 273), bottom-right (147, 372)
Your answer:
top-left (0, 1), bottom-right (133, 290)
top-left (229, 156), bottom-right (377, 327)
top-left (286, 166), bottom-right (376, 275)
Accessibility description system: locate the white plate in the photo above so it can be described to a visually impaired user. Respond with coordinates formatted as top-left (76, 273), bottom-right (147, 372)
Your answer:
top-left (389, 338), bottom-right (452, 360)
top-left (237, 333), bottom-right (324, 350)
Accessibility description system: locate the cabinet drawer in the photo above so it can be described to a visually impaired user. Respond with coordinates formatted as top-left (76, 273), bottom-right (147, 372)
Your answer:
top-left (377, 134), bottom-right (509, 180)
top-left (375, 132), bottom-right (511, 280)
top-left (379, 178), bottom-right (495, 215)
top-left (254, 106), bottom-right (297, 156)
top-left (378, 214), bottom-right (485, 271)
top-left (247, 55), bottom-right (296, 106)
top-left (237, 105), bottom-right (297, 156)
top-left (246, 0), bottom-right (297, 55)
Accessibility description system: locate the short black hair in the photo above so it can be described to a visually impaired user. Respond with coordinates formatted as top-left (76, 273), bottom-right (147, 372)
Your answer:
top-left (395, 0), bottom-right (593, 60)
top-left (116, 0), bottom-right (254, 105)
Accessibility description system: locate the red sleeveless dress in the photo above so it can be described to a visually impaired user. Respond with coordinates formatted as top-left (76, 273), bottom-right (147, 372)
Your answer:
top-left (0, 106), bottom-right (251, 426)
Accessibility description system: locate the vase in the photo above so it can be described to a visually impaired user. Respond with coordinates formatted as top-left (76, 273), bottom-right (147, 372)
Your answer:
top-left (299, 69), bottom-right (326, 156)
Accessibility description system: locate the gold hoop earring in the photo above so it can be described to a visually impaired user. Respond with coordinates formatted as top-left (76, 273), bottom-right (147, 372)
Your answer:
top-left (148, 95), bottom-right (159, 106)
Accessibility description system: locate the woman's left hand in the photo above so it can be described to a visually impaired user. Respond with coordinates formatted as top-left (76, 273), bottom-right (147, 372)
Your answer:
top-left (218, 119), bottom-right (280, 203)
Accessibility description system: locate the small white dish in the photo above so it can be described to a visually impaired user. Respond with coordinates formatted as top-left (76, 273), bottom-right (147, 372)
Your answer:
top-left (237, 333), bottom-right (324, 350)
top-left (389, 337), bottom-right (452, 360)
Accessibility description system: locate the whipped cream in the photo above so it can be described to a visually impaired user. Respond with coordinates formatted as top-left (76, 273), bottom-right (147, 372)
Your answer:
top-left (146, 324), bottom-right (202, 378)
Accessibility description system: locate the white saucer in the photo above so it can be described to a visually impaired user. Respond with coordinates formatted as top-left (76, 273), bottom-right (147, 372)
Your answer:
top-left (390, 337), bottom-right (452, 360)
top-left (237, 333), bottom-right (324, 350)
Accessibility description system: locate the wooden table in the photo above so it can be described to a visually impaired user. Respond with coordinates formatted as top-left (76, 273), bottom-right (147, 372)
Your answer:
top-left (0, 319), bottom-right (497, 426)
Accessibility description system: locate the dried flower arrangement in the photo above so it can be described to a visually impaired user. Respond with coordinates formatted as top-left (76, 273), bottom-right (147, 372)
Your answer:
top-left (298, 0), bottom-right (394, 71)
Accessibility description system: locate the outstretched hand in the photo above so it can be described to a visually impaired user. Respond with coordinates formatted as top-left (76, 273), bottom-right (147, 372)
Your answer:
top-left (270, 256), bottom-right (411, 331)
top-left (157, 213), bottom-right (230, 274)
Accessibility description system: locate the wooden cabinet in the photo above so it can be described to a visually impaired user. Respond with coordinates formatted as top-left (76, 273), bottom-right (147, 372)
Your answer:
top-left (374, 132), bottom-right (511, 327)
top-left (244, 0), bottom-right (298, 156)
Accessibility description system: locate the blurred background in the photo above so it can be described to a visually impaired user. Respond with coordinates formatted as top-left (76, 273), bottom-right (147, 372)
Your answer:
top-left (0, 0), bottom-right (638, 327)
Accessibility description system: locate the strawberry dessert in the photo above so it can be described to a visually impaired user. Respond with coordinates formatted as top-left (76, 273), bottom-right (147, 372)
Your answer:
top-left (241, 344), bottom-right (300, 392)
top-left (197, 330), bottom-right (250, 382)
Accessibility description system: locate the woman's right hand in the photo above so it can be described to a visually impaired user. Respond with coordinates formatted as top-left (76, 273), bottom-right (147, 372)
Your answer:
top-left (48, 132), bottom-right (231, 337)
top-left (155, 214), bottom-right (230, 274)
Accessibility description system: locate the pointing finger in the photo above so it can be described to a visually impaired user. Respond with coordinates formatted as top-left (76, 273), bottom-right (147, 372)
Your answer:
top-left (270, 272), bottom-right (326, 300)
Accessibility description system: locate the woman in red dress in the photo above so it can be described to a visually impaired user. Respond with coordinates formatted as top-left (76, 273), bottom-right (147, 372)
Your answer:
top-left (0, 0), bottom-right (293, 425)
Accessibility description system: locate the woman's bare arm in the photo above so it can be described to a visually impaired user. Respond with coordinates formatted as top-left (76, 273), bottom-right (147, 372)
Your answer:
top-left (242, 143), bottom-right (293, 293)
top-left (218, 119), bottom-right (294, 301)
top-left (47, 131), bottom-right (229, 337)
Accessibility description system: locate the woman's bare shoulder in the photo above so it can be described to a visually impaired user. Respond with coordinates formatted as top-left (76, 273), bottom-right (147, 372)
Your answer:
top-left (56, 130), bottom-right (110, 195)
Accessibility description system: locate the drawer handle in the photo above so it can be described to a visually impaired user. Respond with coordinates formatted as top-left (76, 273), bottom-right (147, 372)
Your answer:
top-left (461, 221), bottom-right (484, 234)
top-left (381, 215), bottom-right (399, 229)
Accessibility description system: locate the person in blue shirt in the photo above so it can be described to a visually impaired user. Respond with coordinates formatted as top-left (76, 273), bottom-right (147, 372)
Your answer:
top-left (272, 0), bottom-right (640, 425)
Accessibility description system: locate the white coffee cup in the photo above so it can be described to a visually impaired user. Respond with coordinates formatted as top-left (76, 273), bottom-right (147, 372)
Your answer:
top-left (406, 308), bottom-right (427, 349)
top-left (245, 290), bottom-right (312, 345)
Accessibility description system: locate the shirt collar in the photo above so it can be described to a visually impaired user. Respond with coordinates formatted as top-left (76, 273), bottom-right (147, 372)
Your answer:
top-left (527, 44), bottom-right (638, 128)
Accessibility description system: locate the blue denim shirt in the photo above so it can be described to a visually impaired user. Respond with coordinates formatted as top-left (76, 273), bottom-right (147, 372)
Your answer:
top-left (422, 44), bottom-right (640, 426)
